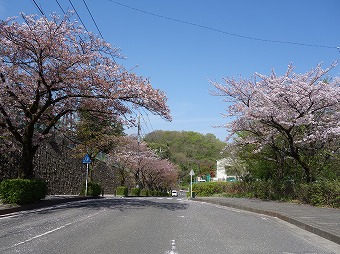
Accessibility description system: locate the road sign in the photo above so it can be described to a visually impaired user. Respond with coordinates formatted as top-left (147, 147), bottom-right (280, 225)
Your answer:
top-left (82, 154), bottom-right (92, 164)
top-left (189, 169), bottom-right (195, 176)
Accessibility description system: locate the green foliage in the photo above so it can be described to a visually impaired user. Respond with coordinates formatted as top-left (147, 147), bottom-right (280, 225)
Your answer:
top-left (144, 130), bottom-right (226, 184)
top-left (81, 182), bottom-right (101, 197)
top-left (0, 179), bottom-right (47, 204)
top-left (191, 179), bottom-right (339, 208)
top-left (130, 188), bottom-right (141, 196)
top-left (297, 181), bottom-right (340, 208)
top-left (235, 131), bottom-right (340, 184)
top-left (140, 189), bottom-right (149, 196)
top-left (116, 186), bottom-right (128, 197)
top-left (193, 182), bottom-right (225, 196)
top-left (147, 190), bottom-right (168, 196)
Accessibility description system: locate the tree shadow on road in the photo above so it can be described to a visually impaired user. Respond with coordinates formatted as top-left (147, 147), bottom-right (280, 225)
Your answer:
top-left (18, 197), bottom-right (189, 216)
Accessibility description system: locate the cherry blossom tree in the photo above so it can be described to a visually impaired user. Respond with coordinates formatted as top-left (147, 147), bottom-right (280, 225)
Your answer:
top-left (0, 13), bottom-right (171, 179)
top-left (107, 136), bottom-right (178, 190)
top-left (211, 63), bottom-right (340, 182)
top-left (140, 158), bottom-right (178, 191)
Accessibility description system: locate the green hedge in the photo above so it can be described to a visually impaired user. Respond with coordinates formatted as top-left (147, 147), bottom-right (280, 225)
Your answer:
top-left (191, 180), bottom-right (339, 208)
top-left (192, 182), bottom-right (231, 197)
top-left (297, 181), bottom-right (340, 208)
top-left (130, 188), bottom-right (141, 196)
top-left (81, 182), bottom-right (102, 197)
top-left (116, 186), bottom-right (128, 197)
top-left (0, 179), bottom-right (47, 205)
top-left (140, 189), bottom-right (149, 196)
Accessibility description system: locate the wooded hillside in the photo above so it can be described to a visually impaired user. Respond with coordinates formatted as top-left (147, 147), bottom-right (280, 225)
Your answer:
top-left (144, 130), bottom-right (226, 184)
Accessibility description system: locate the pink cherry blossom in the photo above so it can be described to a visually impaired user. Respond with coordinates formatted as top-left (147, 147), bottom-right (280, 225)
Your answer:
top-left (0, 13), bottom-right (171, 178)
top-left (210, 63), bottom-right (340, 182)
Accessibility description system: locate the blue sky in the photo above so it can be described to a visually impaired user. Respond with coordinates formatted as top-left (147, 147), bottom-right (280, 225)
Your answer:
top-left (1, 0), bottom-right (339, 141)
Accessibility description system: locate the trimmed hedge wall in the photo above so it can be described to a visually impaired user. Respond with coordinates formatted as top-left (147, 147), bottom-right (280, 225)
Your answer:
top-left (116, 186), bottom-right (128, 197)
top-left (192, 180), bottom-right (340, 208)
top-left (81, 182), bottom-right (102, 197)
top-left (297, 181), bottom-right (340, 208)
top-left (0, 179), bottom-right (47, 205)
top-left (130, 188), bottom-right (141, 196)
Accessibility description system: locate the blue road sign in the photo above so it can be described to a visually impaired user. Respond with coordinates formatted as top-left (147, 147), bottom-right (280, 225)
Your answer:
top-left (82, 154), bottom-right (92, 164)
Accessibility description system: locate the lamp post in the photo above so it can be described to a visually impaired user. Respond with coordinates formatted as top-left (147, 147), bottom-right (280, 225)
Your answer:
top-left (189, 169), bottom-right (195, 198)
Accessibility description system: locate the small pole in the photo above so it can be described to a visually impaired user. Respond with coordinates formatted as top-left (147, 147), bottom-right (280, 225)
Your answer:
top-left (190, 174), bottom-right (193, 198)
top-left (189, 169), bottom-right (195, 198)
top-left (85, 163), bottom-right (89, 196)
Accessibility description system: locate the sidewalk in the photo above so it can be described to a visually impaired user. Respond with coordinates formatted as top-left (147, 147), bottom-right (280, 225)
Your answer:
top-left (193, 197), bottom-right (340, 245)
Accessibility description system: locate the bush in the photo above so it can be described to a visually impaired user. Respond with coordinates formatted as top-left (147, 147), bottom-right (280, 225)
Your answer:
top-left (140, 189), bottom-right (149, 196)
top-left (81, 182), bottom-right (101, 197)
top-left (149, 190), bottom-right (156, 196)
top-left (130, 188), bottom-right (141, 196)
top-left (192, 182), bottom-right (229, 196)
top-left (297, 181), bottom-right (340, 208)
top-left (81, 181), bottom-right (101, 197)
top-left (0, 178), bottom-right (47, 205)
top-left (116, 186), bottom-right (128, 197)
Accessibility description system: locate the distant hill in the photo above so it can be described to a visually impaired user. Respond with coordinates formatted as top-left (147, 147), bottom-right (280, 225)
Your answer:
top-left (144, 130), bottom-right (226, 184)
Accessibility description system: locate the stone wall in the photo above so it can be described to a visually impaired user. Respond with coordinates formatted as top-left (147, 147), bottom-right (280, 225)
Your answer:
top-left (0, 139), bottom-right (116, 195)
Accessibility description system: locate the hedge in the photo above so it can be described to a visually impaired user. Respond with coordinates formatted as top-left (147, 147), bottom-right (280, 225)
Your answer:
top-left (81, 182), bottom-right (102, 197)
top-left (130, 188), bottom-right (141, 196)
top-left (0, 179), bottom-right (47, 205)
top-left (191, 180), bottom-right (339, 208)
top-left (116, 186), bottom-right (128, 197)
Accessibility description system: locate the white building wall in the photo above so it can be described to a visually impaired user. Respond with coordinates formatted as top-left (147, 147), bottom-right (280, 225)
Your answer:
top-left (216, 158), bottom-right (233, 181)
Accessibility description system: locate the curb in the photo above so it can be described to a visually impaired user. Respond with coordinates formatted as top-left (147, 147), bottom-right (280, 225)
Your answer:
top-left (193, 197), bottom-right (340, 245)
top-left (0, 196), bottom-right (101, 216)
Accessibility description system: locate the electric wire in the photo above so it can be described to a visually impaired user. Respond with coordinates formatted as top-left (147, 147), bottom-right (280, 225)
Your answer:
top-left (80, 0), bottom-right (117, 63)
top-left (31, 0), bottom-right (45, 16)
top-left (81, 0), bottom-right (104, 40)
top-left (31, 0), bottom-right (162, 138)
top-left (68, 0), bottom-right (89, 33)
top-left (107, 0), bottom-right (338, 50)
top-left (55, 0), bottom-right (66, 14)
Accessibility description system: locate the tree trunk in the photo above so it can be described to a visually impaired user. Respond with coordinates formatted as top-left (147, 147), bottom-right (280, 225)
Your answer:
top-left (290, 148), bottom-right (312, 183)
top-left (18, 143), bottom-right (38, 179)
top-left (286, 133), bottom-right (312, 183)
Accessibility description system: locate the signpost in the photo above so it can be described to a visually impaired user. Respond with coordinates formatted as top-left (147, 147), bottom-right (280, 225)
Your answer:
top-left (82, 154), bottom-right (92, 196)
top-left (189, 169), bottom-right (195, 198)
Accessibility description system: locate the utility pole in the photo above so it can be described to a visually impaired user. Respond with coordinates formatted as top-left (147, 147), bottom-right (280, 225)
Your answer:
top-left (137, 111), bottom-right (141, 145)
top-left (136, 110), bottom-right (141, 188)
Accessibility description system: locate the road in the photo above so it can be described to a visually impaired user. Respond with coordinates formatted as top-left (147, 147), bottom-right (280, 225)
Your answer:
top-left (0, 194), bottom-right (339, 254)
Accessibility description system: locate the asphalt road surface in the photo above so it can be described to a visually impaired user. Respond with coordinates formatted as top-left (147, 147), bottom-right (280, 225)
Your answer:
top-left (1, 195), bottom-right (339, 254)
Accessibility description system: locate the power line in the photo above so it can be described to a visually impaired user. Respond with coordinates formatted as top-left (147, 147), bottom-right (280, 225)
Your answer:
top-left (108, 0), bottom-right (338, 50)
top-left (82, 0), bottom-right (104, 40)
top-left (55, 0), bottom-right (66, 14)
top-left (30, 0), bottom-right (45, 16)
top-left (81, 0), bottom-right (117, 63)
top-left (68, 0), bottom-right (89, 33)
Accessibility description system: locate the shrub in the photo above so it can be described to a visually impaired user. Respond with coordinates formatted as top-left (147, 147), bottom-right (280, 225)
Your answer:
top-left (130, 188), bottom-right (141, 196)
top-left (81, 182), bottom-right (102, 197)
top-left (297, 181), bottom-right (340, 208)
top-left (149, 190), bottom-right (156, 196)
top-left (0, 178), bottom-right (47, 205)
top-left (140, 189), bottom-right (149, 196)
top-left (192, 182), bottom-right (228, 196)
top-left (116, 186), bottom-right (128, 197)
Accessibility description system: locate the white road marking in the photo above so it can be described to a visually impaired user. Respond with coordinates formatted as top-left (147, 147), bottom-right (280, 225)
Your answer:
top-left (11, 222), bottom-right (73, 247)
top-left (165, 239), bottom-right (179, 254)
top-left (8, 210), bottom-right (103, 249)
